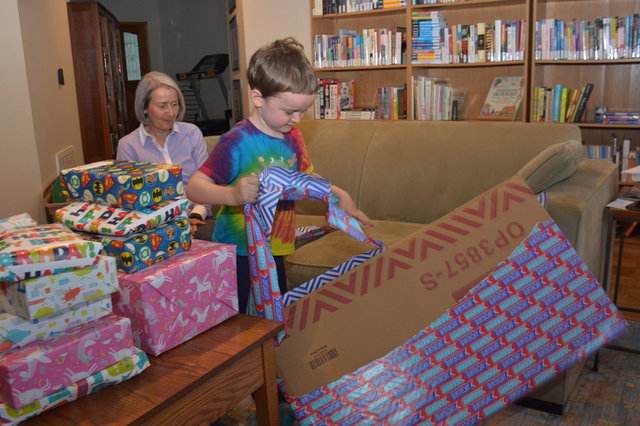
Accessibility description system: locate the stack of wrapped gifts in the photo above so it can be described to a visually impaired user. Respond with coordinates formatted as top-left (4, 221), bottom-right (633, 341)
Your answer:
top-left (57, 160), bottom-right (239, 356)
top-left (0, 213), bottom-right (149, 424)
top-left (57, 160), bottom-right (193, 274)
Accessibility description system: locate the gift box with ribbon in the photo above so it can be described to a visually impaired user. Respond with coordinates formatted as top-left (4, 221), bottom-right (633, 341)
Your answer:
top-left (60, 160), bottom-right (184, 210)
top-left (113, 239), bottom-right (237, 355)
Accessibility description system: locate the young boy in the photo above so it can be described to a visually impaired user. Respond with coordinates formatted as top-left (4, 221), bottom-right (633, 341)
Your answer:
top-left (186, 38), bottom-right (371, 314)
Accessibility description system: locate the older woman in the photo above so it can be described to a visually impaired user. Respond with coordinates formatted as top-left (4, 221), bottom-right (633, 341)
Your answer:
top-left (117, 71), bottom-right (209, 235)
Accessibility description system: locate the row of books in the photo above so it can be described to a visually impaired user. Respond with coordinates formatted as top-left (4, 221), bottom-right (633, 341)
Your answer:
top-left (411, 11), bottom-right (526, 64)
top-left (535, 15), bottom-right (640, 61)
top-left (412, 0), bottom-right (461, 4)
top-left (585, 139), bottom-right (639, 175)
top-left (312, 0), bottom-right (405, 16)
top-left (597, 110), bottom-right (640, 125)
top-left (314, 78), bottom-right (409, 120)
top-left (531, 83), bottom-right (594, 123)
top-left (412, 75), bottom-right (466, 121)
top-left (313, 27), bottom-right (406, 68)
top-left (315, 79), bottom-right (357, 119)
top-left (377, 85), bottom-right (408, 120)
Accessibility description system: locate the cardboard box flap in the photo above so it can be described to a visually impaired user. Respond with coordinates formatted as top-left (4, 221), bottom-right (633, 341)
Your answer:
top-left (276, 175), bottom-right (553, 396)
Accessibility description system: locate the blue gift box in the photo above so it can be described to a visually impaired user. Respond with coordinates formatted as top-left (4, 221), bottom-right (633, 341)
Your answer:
top-left (81, 218), bottom-right (192, 273)
top-left (60, 160), bottom-right (184, 210)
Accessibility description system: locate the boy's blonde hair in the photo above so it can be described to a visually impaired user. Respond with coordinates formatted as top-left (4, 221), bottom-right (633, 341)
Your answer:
top-left (247, 38), bottom-right (319, 98)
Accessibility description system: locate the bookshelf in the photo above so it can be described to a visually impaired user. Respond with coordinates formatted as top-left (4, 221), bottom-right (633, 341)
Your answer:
top-left (531, 0), bottom-right (640, 153)
top-left (310, 0), bottom-right (639, 151)
top-left (310, 0), bottom-right (531, 121)
top-left (67, 2), bottom-right (129, 163)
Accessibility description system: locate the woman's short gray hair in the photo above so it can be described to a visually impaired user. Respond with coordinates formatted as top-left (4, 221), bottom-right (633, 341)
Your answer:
top-left (134, 71), bottom-right (185, 124)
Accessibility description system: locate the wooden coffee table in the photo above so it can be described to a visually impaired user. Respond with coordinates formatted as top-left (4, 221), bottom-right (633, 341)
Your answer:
top-left (23, 314), bottom-right (284, 425)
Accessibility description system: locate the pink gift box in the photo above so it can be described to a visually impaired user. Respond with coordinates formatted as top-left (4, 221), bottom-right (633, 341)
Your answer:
top-left (113, 239), bottom-right (238, 355)
top-left (0, 314), bottom-right (134, 409)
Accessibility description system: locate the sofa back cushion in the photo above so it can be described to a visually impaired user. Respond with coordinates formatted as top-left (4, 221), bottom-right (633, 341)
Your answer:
top-left (297, 120), bottom-right (581, 223)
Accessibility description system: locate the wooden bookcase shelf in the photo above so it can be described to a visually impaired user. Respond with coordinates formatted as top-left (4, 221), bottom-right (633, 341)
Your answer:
top-left (531, 0), bottom-right (640, 149)
top-left (68, 2), bottom-right (128, 163)
top-left (311, 0), bottom-right (639, 148)
top-left (311, 0), bottom-right (530, 121)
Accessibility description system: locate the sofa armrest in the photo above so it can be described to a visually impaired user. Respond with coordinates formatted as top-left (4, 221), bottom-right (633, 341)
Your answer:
top-left (544, 159), bottom-right (618, 283)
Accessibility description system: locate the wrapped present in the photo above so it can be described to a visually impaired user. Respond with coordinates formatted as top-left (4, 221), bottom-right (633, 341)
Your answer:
top-left (282, 222), bottom-right (627, 425)
top-left (0, 224), bottom-right (102, 283)
top-left (113, 239), bottom-right (237, 355)
top-left (0, 296), bottom-right (112, 353)
top-left (0, 349), bottom-right (149, 425)
top-left (0, 256), bottom-right (118, 321)
top-left (54, 198), bottom-right (189, 236)
top-left (60, 160), bottom-right (184, 210)
top-left (0, 215), bottom-right (37, 232)
top-left (82, 218), bottom-right (192, 273)
top-left (0, 314), bottom-right (134, 409)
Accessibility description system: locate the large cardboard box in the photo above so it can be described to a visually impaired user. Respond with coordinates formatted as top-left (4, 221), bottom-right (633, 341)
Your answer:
top-left (60, 160), bottom-right (184, 210)
top-left (284, 221), bottom-right (627, 424)
top-left (276, 176), bottom-right (559, 396)
top-left (113, 239), bottom-right (238, 355)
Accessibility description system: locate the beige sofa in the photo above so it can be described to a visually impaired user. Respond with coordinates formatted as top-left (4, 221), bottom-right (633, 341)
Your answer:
top-left (282, 119), bottom-right (618, 413)
top-left (203, 119), bottom-right (617, 412)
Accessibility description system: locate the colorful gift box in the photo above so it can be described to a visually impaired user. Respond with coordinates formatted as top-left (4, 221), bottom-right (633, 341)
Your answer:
top-left (0, 256), bottom-right (118, 321)
top-left (0, 349), bottom-right (149, 425)
top-left (0, 314), bottom-right (134, 409)
top-left (0, 214), bottom-right (37, 232)
top-left (0, 296), bottom-right (113, 353)
top-left (0, 224), bottom-right (102, 283)
top-left (54, 198), bottom-right (189, 236)
top-left (81, 218), bottom-right (192, 273)
top-left (113, 239), bottom-right (237, 355)
top-left (60, 160), bottom-right (184, 210)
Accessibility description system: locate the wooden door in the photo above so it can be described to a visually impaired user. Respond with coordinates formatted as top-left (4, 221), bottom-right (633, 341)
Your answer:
top-left (120, 22), bottom-right (151, 133)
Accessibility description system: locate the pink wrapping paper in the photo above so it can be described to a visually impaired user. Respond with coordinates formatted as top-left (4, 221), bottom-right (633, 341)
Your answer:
top-left (113, 239), bottom-right (238, 355)
top-left (0, 314), bottom-right (134, 409)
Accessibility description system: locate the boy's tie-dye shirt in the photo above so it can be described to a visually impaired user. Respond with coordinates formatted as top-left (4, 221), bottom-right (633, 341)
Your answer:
top-left (198, 118), bottom-right (314, 256)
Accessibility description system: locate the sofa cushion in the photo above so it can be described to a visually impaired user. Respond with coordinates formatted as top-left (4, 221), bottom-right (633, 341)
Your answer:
top-left (517, 139), bottom-right (583, 193)
top-left (285, 216), bottom-right (424, 289)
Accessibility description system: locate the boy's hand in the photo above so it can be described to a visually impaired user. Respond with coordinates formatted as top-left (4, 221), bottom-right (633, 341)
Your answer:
top-left (332, 186), bottom-right (374, 227)
top-left (234, 175), bottom-right (260, 205)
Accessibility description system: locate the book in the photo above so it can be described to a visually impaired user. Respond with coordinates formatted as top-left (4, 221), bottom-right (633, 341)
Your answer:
top-left (479, 76), bottom-right (525, 120)
top-left (450, 88), bottom-right (467, 120)
top-left (621, 165), bottom-right (640, 182)
top-left (572, 83), bottom-right (594, 123)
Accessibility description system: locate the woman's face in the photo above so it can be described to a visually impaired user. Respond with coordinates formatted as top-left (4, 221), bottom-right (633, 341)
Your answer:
top-left (145, 86), bottom-right (180, 133)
